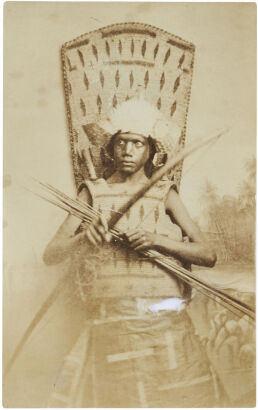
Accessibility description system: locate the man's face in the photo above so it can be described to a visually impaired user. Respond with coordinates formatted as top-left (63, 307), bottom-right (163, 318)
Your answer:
top-left (113, 133), bottom-right (150, 174)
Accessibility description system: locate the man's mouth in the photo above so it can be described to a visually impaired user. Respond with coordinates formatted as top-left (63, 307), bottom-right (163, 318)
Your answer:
top-left (121, 161), bottom-right (135, 166)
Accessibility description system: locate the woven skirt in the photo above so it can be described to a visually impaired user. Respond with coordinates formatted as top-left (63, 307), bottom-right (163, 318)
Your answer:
top-left (48, 297), bottom-right (217, 408)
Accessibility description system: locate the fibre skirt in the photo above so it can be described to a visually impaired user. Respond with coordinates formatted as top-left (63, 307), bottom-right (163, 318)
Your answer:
top-left (48, 297), bottom-right (217, 408)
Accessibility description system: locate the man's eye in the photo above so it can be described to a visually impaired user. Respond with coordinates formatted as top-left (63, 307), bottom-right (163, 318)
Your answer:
top-left (117, 140), bottom-right (125, 146)
top-left (135, 142), bottom-right (144, 148)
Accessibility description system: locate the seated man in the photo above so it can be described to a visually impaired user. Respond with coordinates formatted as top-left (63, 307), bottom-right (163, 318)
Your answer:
top-left (44, 97), bottom-right (217, 407)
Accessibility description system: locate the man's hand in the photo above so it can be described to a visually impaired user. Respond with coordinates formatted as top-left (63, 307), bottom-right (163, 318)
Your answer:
top-left (125, 229), bottom-right (157, 251)
top-left (84, 215), bottom-right (112, 246)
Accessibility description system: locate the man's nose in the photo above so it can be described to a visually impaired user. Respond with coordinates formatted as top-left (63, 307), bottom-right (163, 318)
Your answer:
top-left (123, 141), bottom-right (134, 155)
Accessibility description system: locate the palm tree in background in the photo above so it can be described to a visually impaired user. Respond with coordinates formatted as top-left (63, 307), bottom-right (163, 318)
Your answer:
top-left (200, 181), bottom-right (219, 205)
top-left (198, 157), bottom-right (256, 263)
top-left (199, 181), bottom-right (219, 230)
top-left (238, 156), bottom-right (256, 211)
top-left (244, 156), bottom-right (256, 182)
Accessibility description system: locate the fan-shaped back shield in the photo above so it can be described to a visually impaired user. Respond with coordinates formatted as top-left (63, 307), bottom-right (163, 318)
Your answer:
top-left (61, 23), bottom-right (195, 189)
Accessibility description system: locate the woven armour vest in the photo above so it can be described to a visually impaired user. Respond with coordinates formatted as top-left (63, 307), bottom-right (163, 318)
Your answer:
top-left (74, 178), bottom-right (185, 299)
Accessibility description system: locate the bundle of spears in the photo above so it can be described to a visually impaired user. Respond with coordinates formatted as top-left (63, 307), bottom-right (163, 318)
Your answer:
top-left (36, 179), bottom-right (255, 322)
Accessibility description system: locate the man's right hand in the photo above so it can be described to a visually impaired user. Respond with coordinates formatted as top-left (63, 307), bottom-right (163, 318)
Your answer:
top-left (83, 215), bottom-right (112, 246)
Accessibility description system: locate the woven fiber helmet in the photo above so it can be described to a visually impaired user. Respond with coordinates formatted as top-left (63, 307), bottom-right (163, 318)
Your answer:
top-left (99, 94), bottom-right (181, 162)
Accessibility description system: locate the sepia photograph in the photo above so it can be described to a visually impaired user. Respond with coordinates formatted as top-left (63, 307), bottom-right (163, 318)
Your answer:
top-left (3, 2), bottom-right (256, 407)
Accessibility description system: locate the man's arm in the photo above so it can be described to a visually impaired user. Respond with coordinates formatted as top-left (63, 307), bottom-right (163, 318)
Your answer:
top-left (43, 186), bottom-right (110, 265)
top-left (159, 188), bottom-right (216, 266)
top-left (126, 188), bottom-right (216, 267)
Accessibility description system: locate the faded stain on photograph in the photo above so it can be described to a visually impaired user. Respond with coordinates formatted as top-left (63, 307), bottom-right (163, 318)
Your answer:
top-left (3, 2), bottom-right (256, 408)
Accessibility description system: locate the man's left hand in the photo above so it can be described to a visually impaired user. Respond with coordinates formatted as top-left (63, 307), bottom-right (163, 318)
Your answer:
top-left (125, 230), bottom-right (157, 251)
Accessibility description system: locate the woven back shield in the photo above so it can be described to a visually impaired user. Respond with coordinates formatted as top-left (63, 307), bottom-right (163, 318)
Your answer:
top-left (61, 23), bottom-right (195, 189)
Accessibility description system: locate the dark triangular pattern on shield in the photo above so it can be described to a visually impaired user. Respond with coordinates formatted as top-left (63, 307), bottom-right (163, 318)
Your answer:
top-left (163, 48), bottom-right (171, 65)
top-left (142, 40), bottom-right (147, 57)
top-left (130, 71), bottom-right (134, 88)
top-left (92, 44), bottom-right (98, 61)
top-left (83, 72), bottom-right (89, 90)
top-left (112, 94), bottom-right (117, 108)
top-left (105, 40), bottom-right (110, 57)
top-left (118, 39), bottom-right (122, 55)
top-left (173, 76), bottom-right (180, 93)
top-left (77, 49), bottom-right (85, 67)
top-left (97, 95), bottom-right (102, 114)
top-left (157, 97), bottom-right (161, 110)
top-left (153, 43), bottom-right (159, 59)
top-left (160, 72), bottom-right (165, 91)
top-left (178, 53), bottom-right (185, 69)
top-left (99, 71), bottom-right (105, 88)
top-left (80, 98), bottom-right (86, 117)
top-left (131, 39), bottom-right (134, 56)
top-left (144, 71), bottom-right (149, 89)
top-left (170, 101), bottom-right (177, 117)
top-left (115, 70), bottom-right (120, 88)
